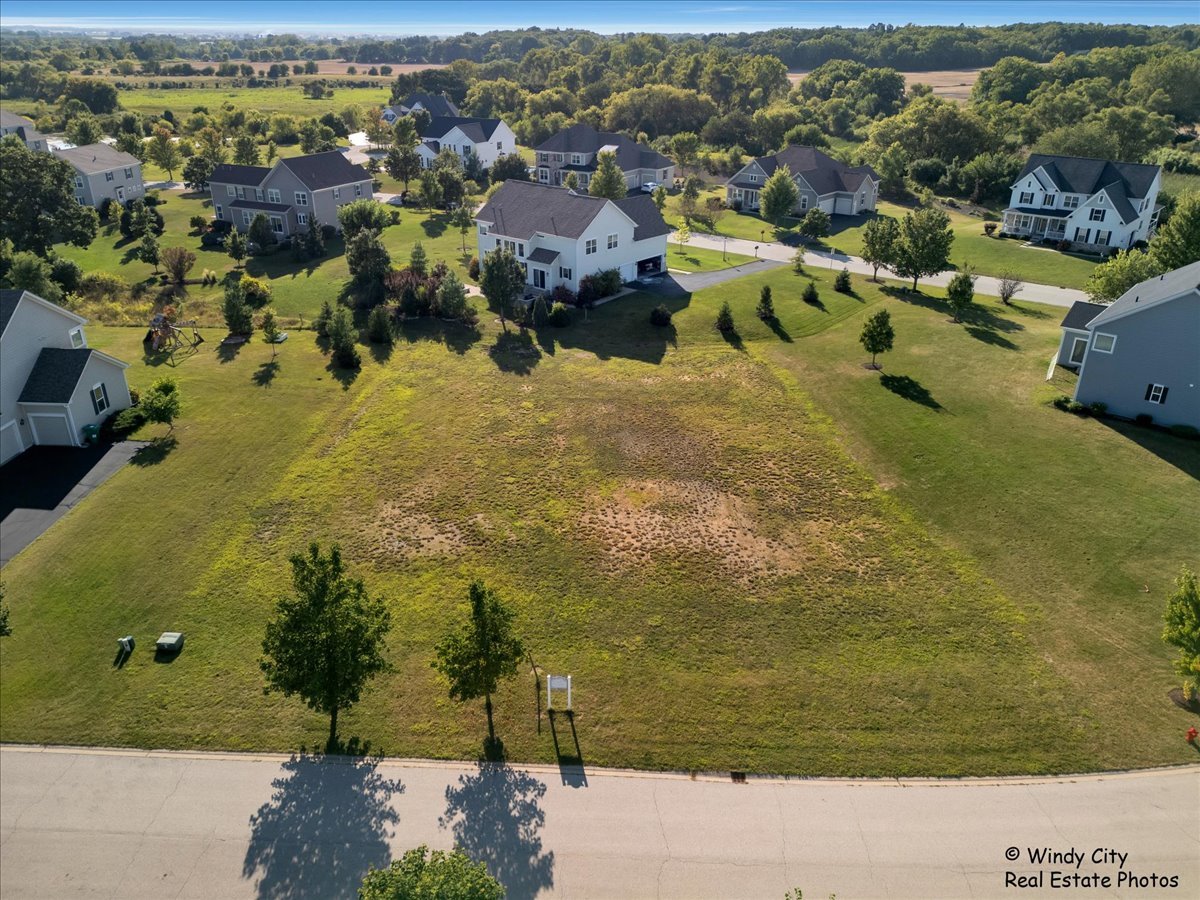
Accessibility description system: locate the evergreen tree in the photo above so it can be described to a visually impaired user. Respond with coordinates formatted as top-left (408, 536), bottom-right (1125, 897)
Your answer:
top-left (946, 270), bottom-right (976, 322)
top-left (409, 241), bottom-right (428, 276)
top-left (588, 150), bottom-right (627, 200)
top-left (137, 230), bottom-right (160, 273)
top-left (760, 164), bottom-right (800, 227)
top-left (756, 284), bottom-right (775, 320)
top-left (716, 300), bottom-right (735, 333)
top-left (303, 218), bottom-right (325, 259)
top-left (227, 228), bottom-right (247, 268)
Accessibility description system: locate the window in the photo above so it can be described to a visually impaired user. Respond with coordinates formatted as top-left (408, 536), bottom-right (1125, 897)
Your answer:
top-left (90, 383), bottom-right (109, 415)
top-left (1096, 195), bottom-right (1106, 205)
top-left (267, 189), bottom-right (281, 203)
top-left (1019, 191), bottom-right (1034, 204)
top-left (69, 327), bottom-right (85, 349)
top-left (555, 153), bottom-right (563, 163)
top-left (333, 187), bottom-right (341, 200)
top-left (216, 204), bottom-right (223, 219)
top-left (1096, 230), bottom-right (1111, 246)
top-left (1074, 227), bottom-right (1090, 243)
top-left (1042, 193), bottom-right (1056, 206)
top-left (227, 185), bottom-right (236, 197)
top-left (1063, 195), bottom-right (1079, 209)
top-left (559, 267), bottom-right (572, 280)
top-left (75, 176), bottom-right (84, 188)
top-left (1092, 333), bottom-right (1116, 354)
top-left (1146, 383), bottom-right (1168, 404)
top-left (1089, 208), bottom-right (1106, 222)
top-left (749, 174), bottom-right (759, 183)
top-left (270, 216), bottom-right (284, 234)
top-left (607, 233), bottom-right (618, 250)
top-left (572, 153), bottom-right (583, 165)
top-left (1139, 198), bottom-right (1148, 212)
top-left (242, 210), bottom-right (253, 226)
top-left (1069, 337), bottom-right (1087, 365)
top-left (538, 168), bottom-right (548, 182)
top-left (255, 188), bottom-right (263, 201)
top-left (799, 195), bottom-right (808, 210)
top-left (585, 239), bottom-right (597, 255)
top-left (124, 167), bottom-right (133, 179)
top-left (295, 191), bottom-right (308, 206)
top-left (496, 141), bottom-right (503, 150)
top-left (105, 171), bottom-right (114, 182)
top-left (355, 184), bottom-right (363, 197)
top-left (479, 224), bottom-right (489, 235)
top-left (297, 212), bottom-right (308, 225)
top-left (538, 153), bottom-right (548, 163)
top-left (235, 186), bottom-right (246, 200)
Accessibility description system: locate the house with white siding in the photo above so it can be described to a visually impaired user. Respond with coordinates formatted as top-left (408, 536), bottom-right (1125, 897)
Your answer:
top-left (725, 145), bottom-right (878, 216)
top-left (0, 109), bottom-right (49, 152)
top-left (1, 290), bottom-right (132, 464)
top-left (416, 116), bottom-right (516, 171)
top-left (1002, 154), bottom-right (1161, 252)
top-left (474, 181), bottom-right (670, 295)
top-left (381, 92), bottom-right (460, 125)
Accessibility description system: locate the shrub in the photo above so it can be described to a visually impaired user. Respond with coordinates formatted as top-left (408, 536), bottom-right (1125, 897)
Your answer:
top-left (1170, 424), bottom-right (1200, 440)
top-left (550, 285), bottom-right (577, 306)
top-left (50, 257), bottom-right (82, 294)
top-left (548, 301), bottom-right (571, 327)
top-left (388, 209), bottom-right (401, 226)
top-left (1135, 413), bottom-right (1154, 426)
top-left (239, 274), bottom-right (272, 307)
top-left (983, 222), bottom-right (998, 236)
top-left (834, 268), bottom-right (852, 293)
top-left (367, 304), bottom-right (393, 344)
top-left (78, 271), bottom-right (128, 301)
top-left (189, 214), bottom-right (207, 232)
top-left (327, 306), bottom-right (361, 368)
top-left (1088, 401), bottom-right (1108, 417)
top-left (222, 283), bottom-right (254, 335)
top-left (321, 224), bottom-right (338, 242)
top-left (802, 281), bottom-right (819, 304)
top-left (715, 300), bottom-right (735, 333)
top-left (1052, 395), bottom-right (1072, 411)
top-left (210, 219), bottom-right (233, 234)
top-left (577, 275), bottom-right (599, 305)
top-left (98, 197), bottom-right (117, 222)
top-left (1056, 239), bottom-right (1072, 252)
top-left (467, 256), bottom-right (481, 280)
top-left (650, 304), bottom-right (672, 326)
top-left (596, 268), bottom-right (622, 297)
top-left (399, 284), bottom-right (430, 317)
top-left (531, 294), bottom-right (549, 327)
top-left (101, 406), bottom-right (146, 441)
top-left (314, 299), bottom-right (334, 337)
top-left (1067, 400), bottom-right (1088, 415)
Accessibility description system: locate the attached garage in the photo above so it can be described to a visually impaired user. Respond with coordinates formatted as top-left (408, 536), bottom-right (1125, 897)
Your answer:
top-left (28, 412), bottom-right (74, 446)
top-left (0, 420), bottom-right (24, 465)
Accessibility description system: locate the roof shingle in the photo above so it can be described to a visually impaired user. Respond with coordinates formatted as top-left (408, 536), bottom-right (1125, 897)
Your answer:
top-left (18, 348), bottom-right (94, 404)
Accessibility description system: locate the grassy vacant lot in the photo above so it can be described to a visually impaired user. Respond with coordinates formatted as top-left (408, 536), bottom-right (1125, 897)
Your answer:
top-left (116, 84), bottom-right (393, 120)
top-left (788, 68), bottom-right (984, 102)
top-left (665, 243), bottom-right (755, 273)
top-left (56, 189), bottom-right (478, 324)
top-left (2, 263), bottom-right (1196, 776)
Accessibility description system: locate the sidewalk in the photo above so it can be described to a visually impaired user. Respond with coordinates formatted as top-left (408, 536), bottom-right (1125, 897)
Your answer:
top-left (679, 231), bottom-right (1089, 309)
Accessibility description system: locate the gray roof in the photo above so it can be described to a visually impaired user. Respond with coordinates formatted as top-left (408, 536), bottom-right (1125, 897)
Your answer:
top-left (1008, 206), bottom-right (1072, 219)
top-left (1060, 300), bottom-right (1108, 330)
top-left (1087, 260), bottom-right (1200, 329)
top-left (614, 194), bottom-right (672, 240)
top-left (0, 289), bottom-right (23, 336)
top-left (230, 198), bottom-right (293, 213)
top-left (278, 151), bottom-right (370, 191)
top-left (733, 145), bottom-right (879, 196)
top-left (1019, 154), bottom-right (1160, 201)
top-left (526, 247), bottom-right (560, 264)
top-left (420, 116), bottom-right (505, 144)
top-left (396, 92), bottom-right (460, 117)
top-left (476, 180), bottom-right (667, 242)
top-left (0, 109), bottom-right (36, 128)
top-left (53, 143), bottom-right (140, 174)
top-left (535, 124), bottom-right (673, 172)
top-left (210, 163), bottom-right (271, 185)
top-left (18, 348), bottom-right (94, 403)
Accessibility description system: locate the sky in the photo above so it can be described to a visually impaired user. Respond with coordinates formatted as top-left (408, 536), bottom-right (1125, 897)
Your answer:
top-left (1, 0), bottom-right (1197, 36)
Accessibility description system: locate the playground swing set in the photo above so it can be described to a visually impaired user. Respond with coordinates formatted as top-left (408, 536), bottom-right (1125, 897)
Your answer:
top-left (144, 313), bottom-right (205, 354)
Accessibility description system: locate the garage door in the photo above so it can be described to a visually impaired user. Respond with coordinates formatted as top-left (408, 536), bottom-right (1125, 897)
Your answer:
top-left (30, 414), bottom-right (73, 446)
top-left (0, 421), bottom-right (24, 465)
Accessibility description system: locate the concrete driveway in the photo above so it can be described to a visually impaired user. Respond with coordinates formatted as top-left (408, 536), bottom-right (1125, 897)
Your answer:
top-left (1, 746), bottom-right (1195, 899)
top-left (0, 441), bottom-right (147, 566)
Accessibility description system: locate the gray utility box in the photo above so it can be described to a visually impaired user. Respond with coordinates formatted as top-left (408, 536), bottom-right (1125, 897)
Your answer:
top-left (155, 632), bottom-right (185, 652)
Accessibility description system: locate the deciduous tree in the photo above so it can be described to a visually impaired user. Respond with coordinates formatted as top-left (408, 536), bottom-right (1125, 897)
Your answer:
top-left (860, 307), bottom-right (894, 368)
top-left (479, 247), bottom-right (526, 325)
top-left (261, 544), bottom-right (391, 750)
top-left (861, 216), bottom-right (900, 281)
top-left (1084, 249), bottom-right (1164, 303)
top-left (0, 139), bottom-right (98, 254)
top-left (946, 270), bottom-right (976, 322)
top-left (359, 846), bottom-right (504, 900)
top-left (1163, 566), bottom-right (1200, 699)
top-left (760, 164), bottom-right (799, 227)
top-left (892, 207), bottom-right (953, 292)
top-left (161, 246), bottom-right (195, 284)
top-left (1150, 192), bottom-right (1200, 271)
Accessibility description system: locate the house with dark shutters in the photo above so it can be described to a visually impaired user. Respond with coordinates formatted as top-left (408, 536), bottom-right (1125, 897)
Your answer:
top-left (725, 145), bottom-right (879, 216)
top-left (1057, 261), bottom-right (1199, 428)
top-left (533, 124), bottom-right (675, 192)
top-left (208, 151), bottom-right (374, 238)
top-left (1002, 154), bottom-right (1161, 251)
top-left (381, 92), bottom-right (461, 124)
top-left (415, 116), bottom-right (517, 170)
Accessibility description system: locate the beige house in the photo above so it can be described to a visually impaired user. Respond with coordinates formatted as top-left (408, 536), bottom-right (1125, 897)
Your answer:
top-left (1, 290), bottom-right (132, 465)
top-left (725, 145), bottom-right (879, 216)
top-left (54, 143), bottom-right (145, 207)
top-left (0, 109), bottom-right (49, 152)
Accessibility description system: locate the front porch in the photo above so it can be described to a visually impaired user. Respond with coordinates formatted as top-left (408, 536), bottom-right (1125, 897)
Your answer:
top-left (1002, 209), bottom-right (1068, 241)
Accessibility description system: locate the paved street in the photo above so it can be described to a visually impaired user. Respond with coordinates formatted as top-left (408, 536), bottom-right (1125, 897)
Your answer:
top-left (1, 746), bottom-right (1195, 899)
top-left (680, 232), bottom-right (1089, 308)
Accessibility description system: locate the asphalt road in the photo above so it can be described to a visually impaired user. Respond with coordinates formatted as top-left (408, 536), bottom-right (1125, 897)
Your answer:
top-left (1, 746), bottom-right (1196, 899)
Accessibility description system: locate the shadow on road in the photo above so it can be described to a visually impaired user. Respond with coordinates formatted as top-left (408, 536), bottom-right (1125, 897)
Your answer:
top-left (243, 753), bottom-right (404, 899)
top-left (440, 762), bottom-right (555, 900)
top-left (548, 710), bottom-right (587, 788)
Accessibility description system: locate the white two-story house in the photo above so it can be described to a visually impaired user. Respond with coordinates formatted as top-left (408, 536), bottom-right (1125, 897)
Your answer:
top-left (534, 124), bottom-right (675, 192)
top-left (1, 289), bottom-right (132, 464)
top-left (208, 151), bottom-right (374, 238)
top-left (1002, 154), bottom-right (1161, 252)
top-left (54, 143), bottom-right (145, 207)
top-left (416, 116), bottom-right (516, 171)
top-left (725, 145), bottom-right (878, 216)
top-left (381, 92), bottom-right (460, 125)
top-left (474, 181), bottom-right (670, 295)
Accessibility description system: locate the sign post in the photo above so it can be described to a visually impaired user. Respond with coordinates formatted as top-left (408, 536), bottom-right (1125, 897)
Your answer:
top-left (546, 674), bottom-right (572, 712)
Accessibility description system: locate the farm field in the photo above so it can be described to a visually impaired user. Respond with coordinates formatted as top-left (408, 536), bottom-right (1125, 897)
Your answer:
top-left (115, 84), bottom-right (394, 119)
top-left (2, 264), bottom-right (1196, 776)
top-left (788, 67), bottom-right (984, 101)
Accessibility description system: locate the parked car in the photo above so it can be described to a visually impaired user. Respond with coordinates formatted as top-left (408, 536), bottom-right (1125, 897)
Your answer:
top-left (641, 181), bottom-right (660, 194)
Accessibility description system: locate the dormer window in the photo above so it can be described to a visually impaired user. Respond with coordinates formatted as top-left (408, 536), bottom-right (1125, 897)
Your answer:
top-left (749, 174), bottom-right (759, 183)
top-left (572, 154), bottom-right (583, 165)
top-left (1042, 193), bottom-right (1055, 206)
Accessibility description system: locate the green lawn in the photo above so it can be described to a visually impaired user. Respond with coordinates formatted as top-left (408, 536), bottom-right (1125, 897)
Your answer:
top-left (56, 189), bottom-right (478, 325)
top-left (821, 200), bottom-right (1099, 290)
top-left (3, 264), bottom-right (1196, 776)
top-left (665, 243), bottom-right (756, 273)
top-left (116, 84), bottom-right (392, 120)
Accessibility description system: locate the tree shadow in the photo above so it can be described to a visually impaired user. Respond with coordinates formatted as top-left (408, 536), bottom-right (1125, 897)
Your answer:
top-left (243, 753), bottom-right (404, 900)
top-left (130, 436), bottom-right (177, 466)
top-left (368, 339), bottom-right (394, 364)
top-left (440, 762), bottom-right (555, 900)
top-left (398, 318), bottom-right (482, 356)
top-left (533, 326), bottom-right (557, 356)
top-left (879, 374), bottom-right (943, 411)
top-left (883, 286), bottom-right (1026, 341)
top-left (420, 213), bottom-right (449, 238)
top-left (804, 294), bottom-right (827, 312)
top-left (217, 338), bottom-right (247, 363)
top-left (964, 325), bottom-right (1019, 350)
top-left (326, 358), bottom-right (360, 389)
top-left (766, 317), bottom-right (792, 342)
top-left (252, 359), bottom-right (280, 386)
top-left (488, 329), bottom-right (542, 375)
top-left (548, 711), bottom-right (587, 788)
top-left (719, 327), bottom-right (744, 350)
top-left (552, 291), bottom-right (690, 363)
